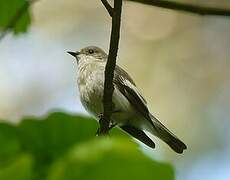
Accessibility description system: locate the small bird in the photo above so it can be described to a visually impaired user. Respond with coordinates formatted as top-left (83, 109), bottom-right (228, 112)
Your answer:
top-left (68, 46), bottom-right (187, 154)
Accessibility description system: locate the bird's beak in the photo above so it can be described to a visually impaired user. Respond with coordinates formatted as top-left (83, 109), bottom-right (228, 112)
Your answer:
top-left (67, 51), bottom-right (80, 57)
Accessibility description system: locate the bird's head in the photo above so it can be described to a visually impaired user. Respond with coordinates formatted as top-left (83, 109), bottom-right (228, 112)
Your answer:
top-left (67, 46), bottom-right (107, 63)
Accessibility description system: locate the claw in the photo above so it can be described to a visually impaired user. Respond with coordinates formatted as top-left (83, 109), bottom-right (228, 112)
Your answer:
top-left (96, 112), bottom-right (118, 134)
top-left (98, 113), bottom-right (103, 120)
top-left (109, 122), bottom-right (118, 130)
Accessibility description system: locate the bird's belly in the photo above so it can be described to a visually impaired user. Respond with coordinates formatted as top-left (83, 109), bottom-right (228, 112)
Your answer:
top-left (80, 83), bottom-right (136, 126)
top-left (80, 83), bottom-right (104, 117)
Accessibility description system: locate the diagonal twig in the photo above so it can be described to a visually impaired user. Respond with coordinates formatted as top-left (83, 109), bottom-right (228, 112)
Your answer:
top-left (1, 0), bottom-right (230, 43)
top-left (101, 0), bottom-right (114, 17)
top-left (99, 0), bottom-right (123, 135)
top-left (127, 0), bottom-right (230, 17)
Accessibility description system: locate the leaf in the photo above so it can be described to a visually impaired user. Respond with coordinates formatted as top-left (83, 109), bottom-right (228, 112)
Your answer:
top-left (0, 0), bottom-right (31, 34)
top-left (0, 154), bottom-right (33, 180)
top-left (47, 137), bottom-right (174, 180)
top-left (0, 123), bottom-right (21, 164)
top-left (17, 112), bottom-right (98, 179)
top-left (0, 112), bottom-right (174, 180)
top-left (18, 112), bottom-right (98, 160)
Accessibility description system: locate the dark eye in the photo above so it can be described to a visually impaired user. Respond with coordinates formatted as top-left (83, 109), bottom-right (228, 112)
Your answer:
top-left (88, 49), bottom-right (94, 54)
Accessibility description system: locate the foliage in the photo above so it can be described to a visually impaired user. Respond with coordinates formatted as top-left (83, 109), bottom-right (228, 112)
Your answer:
top-left (0, 0), bottom-right (31, 34)
top-left (0, 112), bottom-right (174, 180)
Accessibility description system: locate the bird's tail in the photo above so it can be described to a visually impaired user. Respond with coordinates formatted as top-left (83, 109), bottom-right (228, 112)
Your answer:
top-left (149, 114), bottom-right (187, 154)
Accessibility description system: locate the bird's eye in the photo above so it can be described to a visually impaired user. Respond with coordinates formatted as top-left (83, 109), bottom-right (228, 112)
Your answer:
top-left (88, 49), bottom-right (94, 54)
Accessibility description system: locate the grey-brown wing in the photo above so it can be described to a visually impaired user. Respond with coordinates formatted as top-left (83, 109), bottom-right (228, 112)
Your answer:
top-left (114, 65), bottom-right (154, 127)
top-left (115, 65), bottom-right (147, 104)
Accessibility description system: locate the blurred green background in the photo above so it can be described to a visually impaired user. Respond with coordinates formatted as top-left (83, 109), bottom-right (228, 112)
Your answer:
top-left (0, 0), bottom-right (230, 180)
top-left (0, 112), bottom-right (174, 180)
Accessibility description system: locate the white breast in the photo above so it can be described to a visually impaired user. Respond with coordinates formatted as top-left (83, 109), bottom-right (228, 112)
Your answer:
top-left (76, 56), bottom-right (135, 125)
top-left (77, 59), bottom-right (105, 117)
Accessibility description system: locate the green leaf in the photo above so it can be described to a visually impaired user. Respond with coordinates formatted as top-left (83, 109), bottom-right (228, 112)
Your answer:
top-left (18, 112), bottom-right (98, 160)
top-left (47, 137), bottom-right (174, 180)
top-left (0, 123), bottom-right (21, 164)
top-left (0, 112), bottom-right (174, 180)
top-left (17, 112), bottom-right (98, 179)
top-left (0, 0), bottom-right (31, 34)
top-left (0, 154), bottom-right (33, 180)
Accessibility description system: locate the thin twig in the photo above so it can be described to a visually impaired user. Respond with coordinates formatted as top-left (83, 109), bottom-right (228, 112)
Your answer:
top-left (101, 0), bottom-right (114, 17)
top-left (1, 0), bottom-right (229, 42)
top-left (99, 0), bottom-right (122, 135)
top-left (0, 0), bottom-right (39, 41)
top-left (127, 0), bottom-right (230, 17)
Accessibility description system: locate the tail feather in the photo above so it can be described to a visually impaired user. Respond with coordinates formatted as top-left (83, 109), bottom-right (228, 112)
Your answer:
top-left (163, 133), bottom-right (187, 154)
top-left (149, 114), bottom-right (187, 154)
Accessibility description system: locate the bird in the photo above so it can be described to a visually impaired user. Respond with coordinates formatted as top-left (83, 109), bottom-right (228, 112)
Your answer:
top-left (67, 46), bottom-right (187, 154)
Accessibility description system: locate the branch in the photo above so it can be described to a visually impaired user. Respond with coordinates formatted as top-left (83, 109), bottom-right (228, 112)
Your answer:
top-left (127, 0), bottom-right (230, 17)
top-left (0, 0), bottom-right (39, 41)
top-left (101, 0), bottom-right (114, 17)
top-left (99, 0), bottom-right (122, 135)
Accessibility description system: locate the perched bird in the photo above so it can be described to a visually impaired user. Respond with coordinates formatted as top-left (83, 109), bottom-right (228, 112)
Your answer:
top-left (68, 46), bottom-right (187, 154)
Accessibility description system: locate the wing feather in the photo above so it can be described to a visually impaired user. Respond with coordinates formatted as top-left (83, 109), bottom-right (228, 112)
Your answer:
top-left (121, 125), bottom-right (155, 148)
top-left (114, 66), bottom-right (155, 127)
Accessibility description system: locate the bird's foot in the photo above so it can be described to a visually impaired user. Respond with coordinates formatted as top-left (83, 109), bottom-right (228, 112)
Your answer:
top-left (109, 122), bottom-right (118, 130)
top-left (98, 113), bottom-right (103, 120)
top-left (95, 112), bottom-right (119, 136)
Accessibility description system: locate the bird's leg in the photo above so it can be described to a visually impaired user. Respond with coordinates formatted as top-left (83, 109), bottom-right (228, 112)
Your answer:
top-left (109, 122), bottom-right (118, 130)
top-left (95, 109), bottom-right (121, 135)
top-left (98, 112), bottom-right (104, 120)
top-left (109, 109), bottom-right (121, 130)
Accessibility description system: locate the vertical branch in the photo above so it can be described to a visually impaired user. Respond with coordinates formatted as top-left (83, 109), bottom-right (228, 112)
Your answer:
top-left (99, 0), bottom-right (123, 135)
